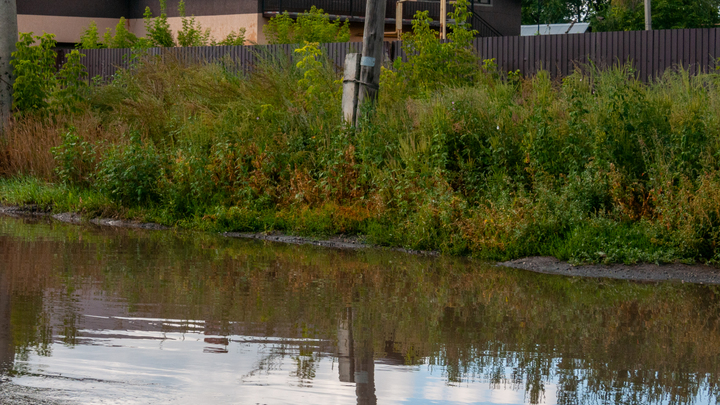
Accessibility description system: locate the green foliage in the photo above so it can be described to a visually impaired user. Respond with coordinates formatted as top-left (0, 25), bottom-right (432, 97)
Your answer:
top-left (177, 0), bottom-right (211, 47)
top-left (103, 17), bottom-right (138, 49)
top-left (10, 33), bottom-right (58, 113)
top-left (216, 29), bottom-right (247, 46)
top-left (96, 132), bottom-right (164, 206)
top-left (294, 42), bottom-right (325, 99)
top-left (265, 7), bottom-right (350, 44)
top-left (53, 50), bottom-right (89, 114)
top-left (592, 0), bottom-right (720, 31)
top-left (51, 127), bottom-right (94, 186)
top-left (393, 3), bottom-right (479, 94)
top-left (144, 0), bottom-right (175, 47)
top-left (10, 44), bottom-right (720, 265)
top-left (77, 21), bottom-right (105, 49)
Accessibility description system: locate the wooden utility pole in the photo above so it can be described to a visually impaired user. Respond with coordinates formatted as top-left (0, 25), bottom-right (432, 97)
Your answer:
top-left (354, 0), bottom-right (386, 124)
top-left (0, 0), bottom-right (18, 131)
top-left (440, 0), bottom-right (447, 40)
top-left (644, 0), bottom-right (651, 30)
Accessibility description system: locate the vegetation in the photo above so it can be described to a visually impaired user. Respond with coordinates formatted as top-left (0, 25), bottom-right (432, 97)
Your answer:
top-left (4, 7), bottom-right (720, 265)
top-left (520, 0), bottom-right (720, 31)
top-left (10, 33), bottom-right (88, 115)
top-left (74, 0), bottom-right (248, 50)
top-left (264, 6), bottom-right (350, 44)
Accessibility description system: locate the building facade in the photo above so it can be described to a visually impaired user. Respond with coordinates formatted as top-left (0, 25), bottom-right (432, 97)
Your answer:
top-left (16, 0), bottom-right (520, 46)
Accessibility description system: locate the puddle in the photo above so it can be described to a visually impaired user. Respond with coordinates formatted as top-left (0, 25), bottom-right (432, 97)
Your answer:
top-left (1, 215), bottom-right (720, 404)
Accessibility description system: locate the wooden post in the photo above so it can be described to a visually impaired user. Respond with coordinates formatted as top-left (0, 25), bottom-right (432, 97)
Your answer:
top-left (354, 0), bottom-right (387, 124)
top-left (396, 1), bottom-right (403, 36)
top-left (0, 0), bottom-right (18, 131)
top-left (440, 0), bottom-right (447, 40)
top-left (342, 53), bottom-right (361, 125)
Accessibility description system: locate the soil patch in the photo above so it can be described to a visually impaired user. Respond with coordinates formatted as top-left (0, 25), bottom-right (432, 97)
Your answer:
top-left (499, 256), bottom-right (720, 285)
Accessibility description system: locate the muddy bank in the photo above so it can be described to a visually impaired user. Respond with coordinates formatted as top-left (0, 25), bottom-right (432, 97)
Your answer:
top-left (4, 205), bottom-right (720, 284)
top-left (0, 205), bottom-right (438, 253)
top-left (0, 380), bottom-right (67, 405)
top-left (499, 256), bottom-right (720, 285)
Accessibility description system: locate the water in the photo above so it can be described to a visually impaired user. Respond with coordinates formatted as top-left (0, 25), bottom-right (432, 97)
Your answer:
top-left (1, 215), bottom-right (720, 405)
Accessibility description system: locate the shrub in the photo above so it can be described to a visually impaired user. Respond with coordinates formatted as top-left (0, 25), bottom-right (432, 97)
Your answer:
top-left (103, 17), bottom-right (138, 49)
top-left (96, 133), bottom-right (165, 206)
top-left (216, 29), bottom-right (247, 46)
top-left (11, 33), bottom-right (58, 113)
top-left (77, 21), bottom-right (105, 49)
top-left (393, 0), bottom-right (479, 94)
top-left (53, 50), bottom-right (89, 114)
top-left (265, 7), bottom-right (350, 44)
top-left (177, 0), bottom-right (211, 47)
top-left (144, 0), bottom-right (175, 47)
top-left (51, 127), bottom-right (95, 186)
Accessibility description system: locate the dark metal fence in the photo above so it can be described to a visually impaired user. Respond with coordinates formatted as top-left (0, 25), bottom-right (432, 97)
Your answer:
top-left (62, 27), bottom-right (720, 83)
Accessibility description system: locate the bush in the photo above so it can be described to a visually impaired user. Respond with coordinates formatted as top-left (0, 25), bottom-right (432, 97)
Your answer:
top-left (96, 133), bottom-right (165, 206)
top-left (103, 17), bottom-right (138, 49)
top-left (11, 33), bottom-right (58, 113)
top-left (177, 0), bottom-right (211, 47)
top-left (265, 7), bottom-right (350, 44)
top-left (144, 0), bottom-right (175, 47)
top-left (51, 127), bottom-right (95, 187)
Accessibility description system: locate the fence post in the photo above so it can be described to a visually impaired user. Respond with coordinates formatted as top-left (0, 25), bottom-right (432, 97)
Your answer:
top-left (342, 53), bottom-right (362, 125)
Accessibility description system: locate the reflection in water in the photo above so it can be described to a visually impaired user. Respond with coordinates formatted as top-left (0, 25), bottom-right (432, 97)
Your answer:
top-left (1, 215), bottom-right (720, 404)
top-left (0, 271), bottom-right (13, 377)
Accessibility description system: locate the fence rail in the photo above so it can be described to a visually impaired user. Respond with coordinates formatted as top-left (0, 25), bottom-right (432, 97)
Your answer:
top-left (63, 28), bottom-right (720, 83)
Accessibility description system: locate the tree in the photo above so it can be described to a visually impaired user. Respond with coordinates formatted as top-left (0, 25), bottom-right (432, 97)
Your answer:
top-left (1, 0), bottom-right (18, 129)
top-left (177, 0), bottom-right (211, 47)
top-left (520, 0), bottom-right (611, 25)
top-left (103, 17), bottom-right (138, 49)
top-left (144, 0), bottom-right (175, 47)
top-left (264, 6), bottom-right (350, 44)
top-left (592, 0), bottom-right (720, 31)
top-left (78, 21), bottom-right (105, 49)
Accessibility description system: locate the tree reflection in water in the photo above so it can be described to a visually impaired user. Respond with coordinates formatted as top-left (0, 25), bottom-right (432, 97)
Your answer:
top-left (1, 216), bottom-right (720, 404)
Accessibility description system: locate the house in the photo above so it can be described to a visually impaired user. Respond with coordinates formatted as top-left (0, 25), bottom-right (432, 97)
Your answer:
top-left (16, 0), bottom-right (520, 46)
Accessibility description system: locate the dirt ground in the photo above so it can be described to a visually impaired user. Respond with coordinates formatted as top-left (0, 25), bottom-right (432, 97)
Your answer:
top-left (498, 256), bottom-right (720, 285)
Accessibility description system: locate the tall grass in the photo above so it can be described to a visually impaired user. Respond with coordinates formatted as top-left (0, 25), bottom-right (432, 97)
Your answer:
top-left (2, 50), bottom-right (720, 264)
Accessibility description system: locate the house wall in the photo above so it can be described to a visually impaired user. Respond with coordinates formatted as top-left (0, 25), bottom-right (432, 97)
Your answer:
top-left (128, 13), bottom-right (268, 44)
top-left (17, 0), bottom-right (129, 18)
top-left (476, 0), bottom-right (521, 36)
top-left (128, 0), bottom-right (260, 19)
top-left (16, 0), bottom-right (520, 45)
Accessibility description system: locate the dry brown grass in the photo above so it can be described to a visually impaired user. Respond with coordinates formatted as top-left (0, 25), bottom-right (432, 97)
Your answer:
top-left (0, 112), bottom-right (125, 180)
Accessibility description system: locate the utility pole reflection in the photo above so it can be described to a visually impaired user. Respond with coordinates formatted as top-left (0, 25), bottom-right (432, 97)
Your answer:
top-left (337, 306), bottom-right (376, 405)
top-left (0, 272), bottom-right (14, 377)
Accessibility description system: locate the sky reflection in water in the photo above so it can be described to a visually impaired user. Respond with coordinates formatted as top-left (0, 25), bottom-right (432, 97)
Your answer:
top-left (1, 215), bottom-right (720, 404)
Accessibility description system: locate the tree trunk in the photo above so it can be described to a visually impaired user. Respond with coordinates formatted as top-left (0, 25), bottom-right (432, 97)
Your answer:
top-left (0, 0), bottom-right (18, 131)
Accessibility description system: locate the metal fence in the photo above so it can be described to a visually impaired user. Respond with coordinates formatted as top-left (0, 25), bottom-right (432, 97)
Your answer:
top-left (61, 27), bottom-right (720, 83)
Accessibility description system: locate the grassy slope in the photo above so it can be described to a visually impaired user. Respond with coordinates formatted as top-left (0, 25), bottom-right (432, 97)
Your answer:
top-left (2, 53), bottom-right (720, 264)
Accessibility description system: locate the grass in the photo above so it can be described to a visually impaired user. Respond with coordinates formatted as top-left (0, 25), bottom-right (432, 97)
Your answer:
top-left (2, 46), bottom-right (720, 264)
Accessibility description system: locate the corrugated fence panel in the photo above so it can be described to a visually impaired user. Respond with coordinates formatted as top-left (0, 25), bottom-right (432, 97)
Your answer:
top-left (73, 28), bottom-right (720, 84)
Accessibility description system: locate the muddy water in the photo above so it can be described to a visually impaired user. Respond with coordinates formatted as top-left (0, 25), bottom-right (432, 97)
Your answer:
top-left (1, 216), bottom-right (720, 404)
